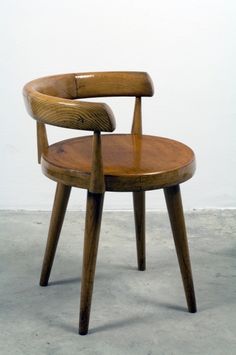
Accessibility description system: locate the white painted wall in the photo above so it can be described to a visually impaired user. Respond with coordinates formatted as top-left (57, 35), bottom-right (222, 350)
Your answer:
top-left (0, 0), bottom-right (235, 210)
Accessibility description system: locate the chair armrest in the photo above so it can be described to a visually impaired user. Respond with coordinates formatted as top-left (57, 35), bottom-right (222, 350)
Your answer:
top-left (23, 84), bottom-right (116, 132)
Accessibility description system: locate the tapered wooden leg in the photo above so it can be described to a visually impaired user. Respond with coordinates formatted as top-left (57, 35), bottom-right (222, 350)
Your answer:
top-left (40, 183), bottom-right (71, 287)
top-left (79, 192), bottom-right (104, 335)
top-left (164, 185), bottom-right (197, 313)
top-left (133, 191), bottom-right (146, 271)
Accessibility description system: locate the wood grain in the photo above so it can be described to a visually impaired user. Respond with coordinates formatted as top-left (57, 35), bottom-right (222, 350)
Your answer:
top-left (40, 183), bottom-right (71, 286)
top-left (37, 122), bottom-right (48, 164)
top-left (23, 71), bottom-right (154, 132)
top-left (131, 96), bottom-right (146, 270)
top-left (131, 97), bottom-right (142, 135)
top-left (89, 131), bottom-right (105, 193)
top-left (23, 89), bottom-right (116, 132)
top-left (41, 134), bottom-right (196, 192)
top-left (164, 185), bottom-right (197, 313)
top-left (79, 192), bottom-right (104, 335)
top-left (75, 71), bottom-right (154, 98)
top-left (133, 191), bottom-right (146, 271)
top-left (27, 73), bottom-right (77, 99)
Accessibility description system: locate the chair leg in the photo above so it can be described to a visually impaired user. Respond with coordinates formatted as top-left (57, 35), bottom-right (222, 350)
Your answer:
top-left (164, 185), bottom-right (197, 313)
top-left (40, 183), bottom-right (71, 286)
top-left (79, 191), bottom-right (104, 335)
top-left (133, 191), bottom-right (146, 271)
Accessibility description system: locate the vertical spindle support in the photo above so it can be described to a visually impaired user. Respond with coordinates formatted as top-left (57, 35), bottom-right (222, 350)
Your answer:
top-left (37, 121), bottom-right (48, 164)
top-left (131, 97), bottom-right (142, 134)
top-left (89, 131), bottom-right (105, 193)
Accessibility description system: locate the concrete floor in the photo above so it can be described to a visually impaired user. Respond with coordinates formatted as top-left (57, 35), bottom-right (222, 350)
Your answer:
top-left (0, 210), bottom-right (235, 355)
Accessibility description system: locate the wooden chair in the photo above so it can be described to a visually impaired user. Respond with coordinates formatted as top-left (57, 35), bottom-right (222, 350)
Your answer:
top-left (23, 71), bottom-right (197, 335)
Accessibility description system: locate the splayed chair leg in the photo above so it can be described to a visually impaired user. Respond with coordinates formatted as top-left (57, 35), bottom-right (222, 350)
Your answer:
top-left (79, 191), bottom-right (104, 335)
top-left (133, 191), bottom-right (146, 271)
top-left (164, 185), bottom-right (197, 313)
top-left (40, 183), bottom-right (71, 286)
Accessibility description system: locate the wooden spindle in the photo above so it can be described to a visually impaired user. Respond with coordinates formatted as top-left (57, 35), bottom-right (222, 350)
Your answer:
top-left (89, 131), bottom-right (105, 193)
top-left (131, 97), bottom-right (142, 134)
top-left (37, 122), bottom-right (48, 164)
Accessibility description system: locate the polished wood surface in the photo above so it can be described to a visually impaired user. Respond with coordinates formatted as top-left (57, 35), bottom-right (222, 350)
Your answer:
top-left (23, 71), bottom-right (153, 133)
top-left (23, 71), bottom-right (197, 335)
top-left (40, 183), bottom-right (71, 286)
top-left (23, 90), bottom-right (116, 132)
top-left (41, 134), bottom-right (195, 192)
top-left (164, 185), bottom-right (197, 313)
top-left (133, 191), bottom-right (146, 270)
top-left (23, 73), bottom-right (115, 132)
top-left (37, 122), bottom-right (48, 164)
top-left (89, 131), bottom-right (105, 193)
top-left (79, 192), bottom-right (104, 335)
top-left (131, 97), bottom-right (142, 134)
top-left (75, 71), bottom-right (153, 98)
top-left (131, 97), bottom-right (146, 270)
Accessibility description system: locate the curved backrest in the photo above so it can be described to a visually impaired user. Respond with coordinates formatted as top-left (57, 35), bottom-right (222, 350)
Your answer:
top-left (75, 71), bottom-right (154, 98)
top-left (23, 74), bottom-right (115, 132)
top-left (23, 72), bottom-right (154, 132)
top-left (23, 71), bottom-right (154, 191)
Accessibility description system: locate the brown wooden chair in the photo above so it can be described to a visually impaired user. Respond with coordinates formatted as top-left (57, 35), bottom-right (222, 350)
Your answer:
top-left (23, 71), bottom-right (197, 335)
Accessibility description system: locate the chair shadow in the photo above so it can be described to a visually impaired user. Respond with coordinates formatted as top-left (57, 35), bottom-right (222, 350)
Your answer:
top-left (49, 277), bottom-right (81, 286)
top-left (90, 315), bottom-right (145, 334)
top-left (157, 302), bottom-right (187, 312)
top-left (82, 302), bottom-right (186, 334)
top-left (135, 294), bottom-right (188, 313)
top-left (48, 271), bottom-right (107, 286)
top-left (57, 300), bottom-right (187, 335)
top-left (89, 302), bottom-right (188, 334)
top-left (57, 315), bottom-right (146, 334)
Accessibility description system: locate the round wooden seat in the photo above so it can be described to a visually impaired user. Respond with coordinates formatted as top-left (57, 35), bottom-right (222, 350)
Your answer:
top-left (42, 134), bottom-right (196, 192)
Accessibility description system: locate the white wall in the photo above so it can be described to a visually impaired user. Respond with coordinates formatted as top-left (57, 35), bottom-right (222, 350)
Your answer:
top-left (0, 0), bottom-right (235, 210)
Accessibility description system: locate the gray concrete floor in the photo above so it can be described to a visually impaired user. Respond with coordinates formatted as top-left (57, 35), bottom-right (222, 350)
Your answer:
top-left (0, 210), bottom-right (235, 355)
